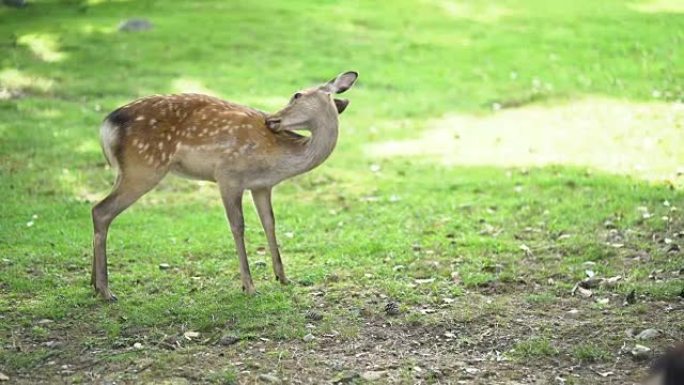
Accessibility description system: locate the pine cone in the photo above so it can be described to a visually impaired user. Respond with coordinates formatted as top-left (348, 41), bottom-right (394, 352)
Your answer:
top-left (385, 302), bottom-right (400, 316)
top-left (305, 310), bottom-right (323, 321)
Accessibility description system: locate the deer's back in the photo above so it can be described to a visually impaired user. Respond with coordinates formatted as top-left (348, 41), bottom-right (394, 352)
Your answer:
top-left (106, 94), bottom-right (283, 180)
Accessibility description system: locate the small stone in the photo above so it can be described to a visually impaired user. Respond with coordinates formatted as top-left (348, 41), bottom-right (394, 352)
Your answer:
top-left (158, 263), bottom-right (170, 270)
top-left (133, 342), bottom-right (143, 350)
top-left (636, 328), bottom-right (660, 340)
top-left (257, 374), bottom-right (280, 383)
top-left (118, 18), bottom-right (153, 32)
top-left (567, 309), bottom-right (580, 317)
top-left (303, 333), bottom-right (315, 342)
top-left (631, 344), bottom-right (651, 360)
top-left (0, 372), bottom-right (8, 381)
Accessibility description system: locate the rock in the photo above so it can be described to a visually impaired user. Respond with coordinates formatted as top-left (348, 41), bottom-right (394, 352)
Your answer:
top-left (133, 342), bottom-right (143, 350)
top-left (3, 0), bottom-right (26, 7)
top-left (118, 18), bottom-right (153, 32)
top-left (159, 263), bottom-right (170, 270)
top-left (219, 335), bottom-right (239, 346)
top-left (567, 309), bottom-right (580, 318)
top-left (361, 371), bottom-right (385, 380)
top-left (636, 328), bottom-right (660, 340)
top-left (0, 372), bottom-right (9, 381)
top-left (257, 374), bottom-right (280, 383)
top-left (303, 333), bottom-right (315, 342)
top-left (631, 344), bottom-right (651, 360)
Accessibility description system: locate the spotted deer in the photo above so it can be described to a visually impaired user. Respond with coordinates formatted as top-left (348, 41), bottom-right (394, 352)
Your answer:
top-left (92, 71), bottom-right (358, 301)
top-left (645, 343), bottom-right (684, 385)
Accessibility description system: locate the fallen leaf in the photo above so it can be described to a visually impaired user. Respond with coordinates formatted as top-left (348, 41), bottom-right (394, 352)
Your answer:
top-left (183, 331), bottom-right (200, 340)
top-left (519, 244), bottom-right (533, 257)
top-left (415, 278), bottom-right (435, 284)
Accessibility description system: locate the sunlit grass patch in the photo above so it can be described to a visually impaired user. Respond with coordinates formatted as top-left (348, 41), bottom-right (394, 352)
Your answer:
top-left (17, 33), bottom-right (66, 63)
top-left (0, 68), bottom-right (54, 94)
top-left (368, 98), bottom-right (684, 183)
top-left (629, 0), bottom-right (684, 13)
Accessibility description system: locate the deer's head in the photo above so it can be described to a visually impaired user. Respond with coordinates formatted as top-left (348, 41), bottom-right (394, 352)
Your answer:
top-left (266, 71), bottom-right (358, 132)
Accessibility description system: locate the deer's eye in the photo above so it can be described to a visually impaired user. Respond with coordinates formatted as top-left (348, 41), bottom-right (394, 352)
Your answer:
top-left (293, 92), bottom-right (302, 100)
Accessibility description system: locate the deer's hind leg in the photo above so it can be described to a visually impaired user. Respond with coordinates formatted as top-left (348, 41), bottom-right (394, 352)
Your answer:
top-left (91, 167), bottom-right (166, 301)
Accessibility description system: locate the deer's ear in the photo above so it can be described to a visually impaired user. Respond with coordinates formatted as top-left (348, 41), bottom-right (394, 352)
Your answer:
top-left (334, 98), bottom-right (349, 114)
top-left (321, 71), bottom-right (358, 94)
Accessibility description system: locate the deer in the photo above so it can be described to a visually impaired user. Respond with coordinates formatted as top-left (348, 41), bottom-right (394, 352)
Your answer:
top-left (92, 71), bottom-right (358, 301)
top-left (645, 342), bottom-right (684, 385)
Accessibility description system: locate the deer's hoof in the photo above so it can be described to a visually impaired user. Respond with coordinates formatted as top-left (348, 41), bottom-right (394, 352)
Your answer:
top-left (242, 284), bottom-right (257, 296)
top-left (94, 286), bottom-right (118, 302)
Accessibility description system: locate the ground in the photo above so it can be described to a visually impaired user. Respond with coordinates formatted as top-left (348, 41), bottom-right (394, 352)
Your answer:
top-left (1, 0), bottom-right (683, 384)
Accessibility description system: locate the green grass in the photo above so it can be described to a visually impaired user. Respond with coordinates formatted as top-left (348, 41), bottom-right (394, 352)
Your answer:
top-left (510, 337), bottom-right (559, 359)
top-left (1, 0), bottom-right (683, 383)
top-left (572, 343), bottom-right (612, 363)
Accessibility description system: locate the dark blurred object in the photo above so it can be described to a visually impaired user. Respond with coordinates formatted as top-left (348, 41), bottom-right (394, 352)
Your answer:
top-left (646, 343), bottom-right (684, 385)
top-left (3, 0), bottom-right (27, 7)
top-left (118, 18), bottom-right (153, 32)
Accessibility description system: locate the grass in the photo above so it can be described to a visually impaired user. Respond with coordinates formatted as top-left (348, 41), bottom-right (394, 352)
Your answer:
top-left (1, 0), bottom-right (683, 384)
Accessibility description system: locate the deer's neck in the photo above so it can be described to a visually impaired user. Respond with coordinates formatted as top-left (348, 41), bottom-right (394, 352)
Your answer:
top-left (285, 112), bottom-right (339, 175)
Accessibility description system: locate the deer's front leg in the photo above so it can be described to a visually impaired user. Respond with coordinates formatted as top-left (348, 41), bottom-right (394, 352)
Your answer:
top-left (218, 183), bottom-right (256, 295)
top-left (252, 187), bottom-right (288, 285)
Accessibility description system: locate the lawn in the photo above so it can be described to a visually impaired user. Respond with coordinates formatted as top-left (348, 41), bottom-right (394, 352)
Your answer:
top-left (1, 0), bottom-right (683, 384)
